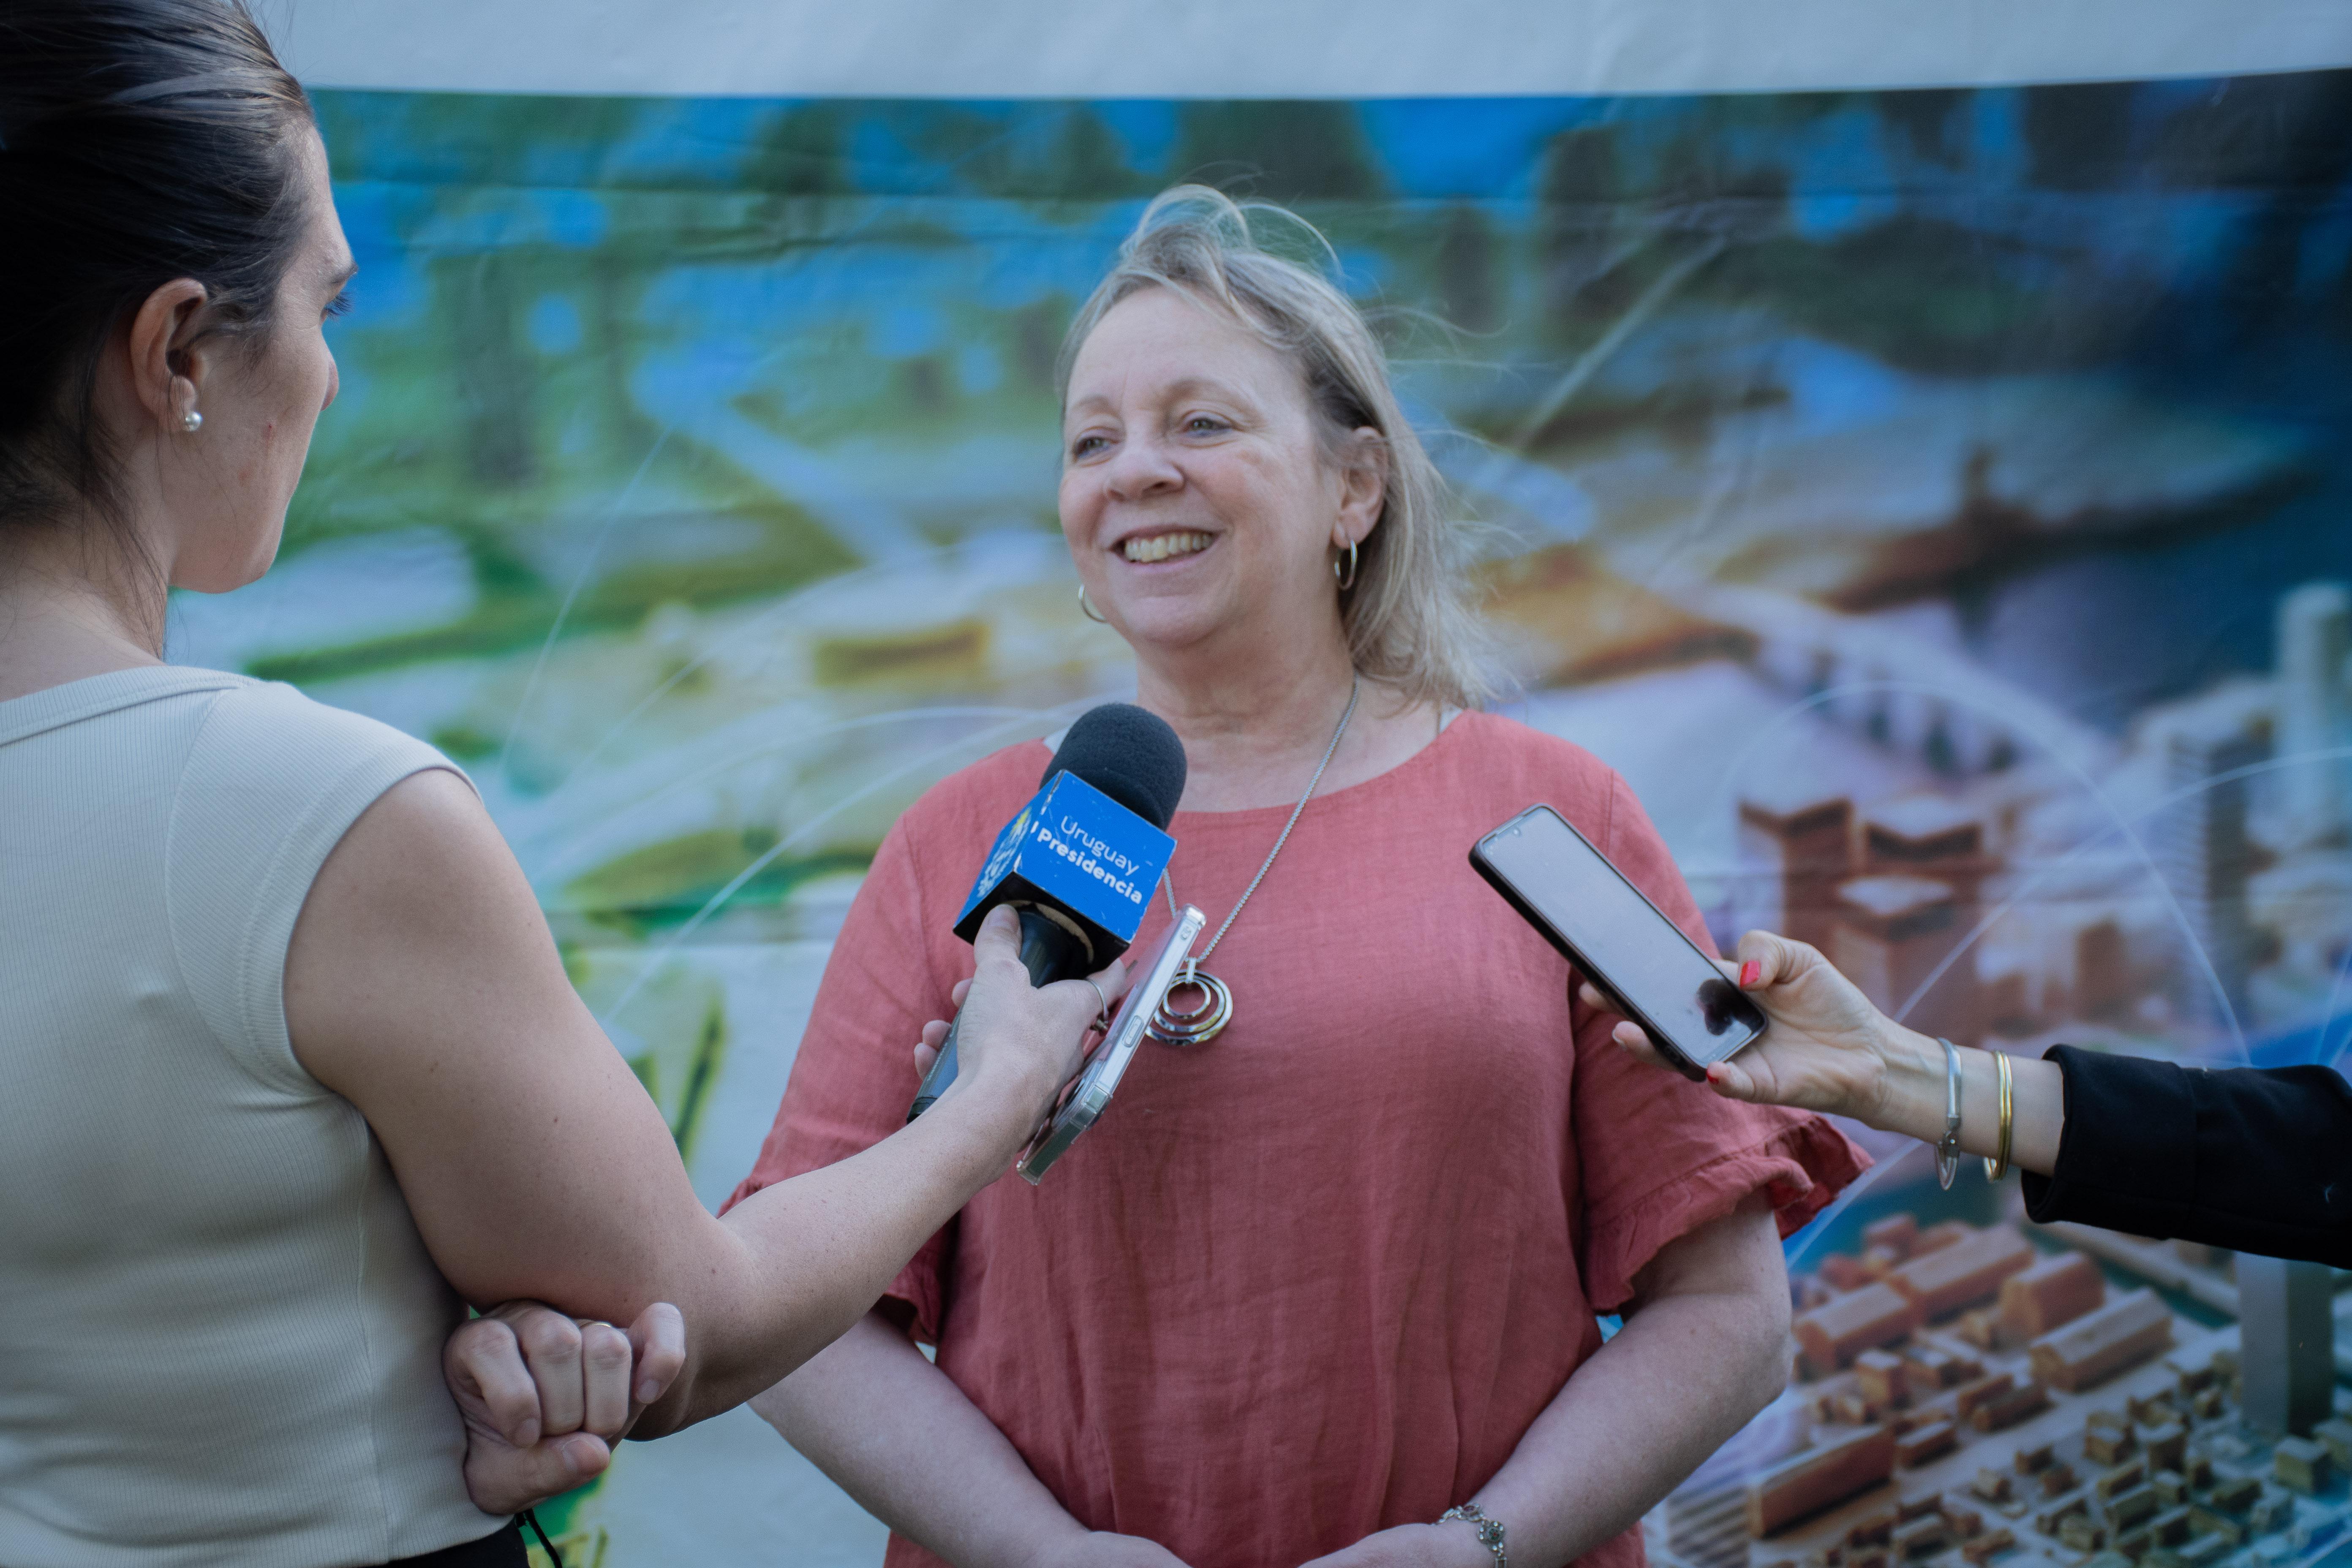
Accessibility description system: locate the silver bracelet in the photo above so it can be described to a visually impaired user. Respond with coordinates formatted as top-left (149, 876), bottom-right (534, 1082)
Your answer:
top-left (1934, 1036), bottom-right (1962, 1191)
top-left (1438, 1501), bottom-right (1507, 1567)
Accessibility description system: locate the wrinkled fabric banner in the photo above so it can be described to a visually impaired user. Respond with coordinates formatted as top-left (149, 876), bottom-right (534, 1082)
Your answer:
top-left (169, 79), bottom-right (2352, 1562)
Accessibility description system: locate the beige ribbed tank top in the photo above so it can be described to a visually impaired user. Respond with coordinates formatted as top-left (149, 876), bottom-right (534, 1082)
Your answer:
top-left (0, 667), bottom-right (499, 1567)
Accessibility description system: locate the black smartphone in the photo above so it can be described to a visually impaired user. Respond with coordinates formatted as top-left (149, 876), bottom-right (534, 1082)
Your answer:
top-left (1470, 803), bottom-right (1765, 1081)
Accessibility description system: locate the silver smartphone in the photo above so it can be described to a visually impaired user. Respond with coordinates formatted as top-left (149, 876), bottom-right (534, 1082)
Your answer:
top-left (1017, 904), bottom-right (1207, 1184)
top-left (1470, 803), bottom-right (1765, 1081)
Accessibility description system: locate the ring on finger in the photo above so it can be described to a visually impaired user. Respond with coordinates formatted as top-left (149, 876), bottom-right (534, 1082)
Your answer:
top-left (1081, 977), bottom-right (1111, 1029)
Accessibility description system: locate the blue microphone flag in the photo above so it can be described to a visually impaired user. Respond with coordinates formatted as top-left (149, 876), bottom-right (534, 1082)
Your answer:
top-left (953, 773), bottom-right (1176, 957)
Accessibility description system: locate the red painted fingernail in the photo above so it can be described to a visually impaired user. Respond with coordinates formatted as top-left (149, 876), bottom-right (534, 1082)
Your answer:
top-left (1739, 959), bottom-right (1761, 988)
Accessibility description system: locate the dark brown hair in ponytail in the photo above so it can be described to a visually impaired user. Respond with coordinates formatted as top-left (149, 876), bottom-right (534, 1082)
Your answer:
top-left (0, 0), bottom-right (314, 534)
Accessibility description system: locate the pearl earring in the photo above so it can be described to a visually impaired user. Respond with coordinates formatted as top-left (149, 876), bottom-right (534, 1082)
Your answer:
top-left (180, 409), bottom-right (203, 434)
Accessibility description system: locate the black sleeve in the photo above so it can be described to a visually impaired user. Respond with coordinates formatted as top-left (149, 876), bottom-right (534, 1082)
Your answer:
top-left (2020, 1044), bottom-right (2352, 1268)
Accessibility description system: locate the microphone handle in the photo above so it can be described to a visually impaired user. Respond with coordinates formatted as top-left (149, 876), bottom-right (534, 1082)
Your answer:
top-left (906, 907), bottom-right (1088, 1121)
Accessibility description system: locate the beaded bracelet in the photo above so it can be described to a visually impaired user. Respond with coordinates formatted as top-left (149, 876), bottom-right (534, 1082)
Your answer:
top-left (1438, 1501), bottom-right (1507, 1567)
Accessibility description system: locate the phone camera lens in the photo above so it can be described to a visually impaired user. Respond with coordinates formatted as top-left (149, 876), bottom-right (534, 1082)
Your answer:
top-left (1697, 977), bottom-right (1738, 1035)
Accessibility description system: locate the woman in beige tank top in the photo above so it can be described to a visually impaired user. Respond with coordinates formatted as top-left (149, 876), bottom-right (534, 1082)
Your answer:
top-left (0, 6), bottom-right (1114, 1565)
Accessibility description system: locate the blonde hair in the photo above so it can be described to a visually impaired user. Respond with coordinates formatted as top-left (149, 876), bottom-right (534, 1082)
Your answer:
top-left (1057, 186), bottom-right (1496, 711)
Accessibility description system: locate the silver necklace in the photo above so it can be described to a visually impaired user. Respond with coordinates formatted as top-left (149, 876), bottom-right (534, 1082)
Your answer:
top-left (1148, 674), bottom-right (1360, 1046)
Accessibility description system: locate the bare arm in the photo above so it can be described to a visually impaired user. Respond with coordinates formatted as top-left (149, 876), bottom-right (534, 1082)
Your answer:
top-left (753, 1312), bottom-right (1186, 1568)
top-left (1301, 1195), bottom-right (1792, 1568)
top-left (1628, 934), bottom-right (2352, 1266)
top-left (286, 769), bottom-right (1112, 1438)
top-left (1471, 1196), bottom-right (1792, 1564)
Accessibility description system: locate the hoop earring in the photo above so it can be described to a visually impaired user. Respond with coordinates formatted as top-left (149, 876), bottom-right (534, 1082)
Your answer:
top-left (1078, 583), bottom-right (1109, 624)
top-left (1333, 537), bottom-right (1358, 592)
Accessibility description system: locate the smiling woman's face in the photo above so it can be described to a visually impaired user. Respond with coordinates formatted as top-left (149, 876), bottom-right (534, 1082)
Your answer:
top-left (1059, 286), bottom-right (1365, 667)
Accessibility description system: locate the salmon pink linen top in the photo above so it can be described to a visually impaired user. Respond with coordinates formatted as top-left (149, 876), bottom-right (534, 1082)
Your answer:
top-left (729, 710), bottom-right (1865, 1568)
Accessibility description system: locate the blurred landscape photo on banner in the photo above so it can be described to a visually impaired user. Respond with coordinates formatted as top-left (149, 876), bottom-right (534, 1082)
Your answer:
top-left (166, 75), bottom-right (2352, 1563)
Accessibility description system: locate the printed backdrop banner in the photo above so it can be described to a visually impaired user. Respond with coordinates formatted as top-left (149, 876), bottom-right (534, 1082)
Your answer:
top-left (166, 77), bottom-right (2352, 1562)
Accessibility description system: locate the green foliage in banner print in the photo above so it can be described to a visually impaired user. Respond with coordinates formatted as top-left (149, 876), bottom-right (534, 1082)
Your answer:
top-left (567, 832), bottom-right (872, 934)
top-left (623, 999), bottom-right (724, 1157)
top-left (1167, 101), bottom-right (1385, 202)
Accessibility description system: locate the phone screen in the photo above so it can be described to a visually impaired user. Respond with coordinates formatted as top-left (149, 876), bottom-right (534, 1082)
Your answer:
top-left (1471, 804), bottom-right (1764, 1078)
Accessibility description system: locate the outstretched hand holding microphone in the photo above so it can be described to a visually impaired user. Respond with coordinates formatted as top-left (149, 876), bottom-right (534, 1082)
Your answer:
top-left (441, 900), bottom-right (1127, 1516)
top-left (917, 902), bottom-right (1135, 1129)
top-left (907, 702), bottom-right (1188, 1125)
top-left (448, 706), bottom-right (1180, 1522)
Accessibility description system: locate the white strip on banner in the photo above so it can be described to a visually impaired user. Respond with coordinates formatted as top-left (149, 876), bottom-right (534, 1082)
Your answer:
top-left (268, 0), bottom-right (2352, 98)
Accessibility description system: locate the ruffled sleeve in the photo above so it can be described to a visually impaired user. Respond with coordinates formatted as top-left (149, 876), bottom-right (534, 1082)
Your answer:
top-left (1569, 772), bottom-right (1870, 1311)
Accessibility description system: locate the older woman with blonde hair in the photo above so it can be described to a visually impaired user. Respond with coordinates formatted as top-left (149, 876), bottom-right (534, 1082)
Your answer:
top-left (730, 188), bottom-right (1865, 1568)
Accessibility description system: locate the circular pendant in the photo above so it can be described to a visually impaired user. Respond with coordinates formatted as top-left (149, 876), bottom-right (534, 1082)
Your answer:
top-left (1148, 968), bottom-right (1232, 1046)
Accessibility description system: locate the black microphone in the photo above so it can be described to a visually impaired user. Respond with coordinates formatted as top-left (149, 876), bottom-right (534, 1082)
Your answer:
top-left (907, 704), bottom-right (1187, 1121)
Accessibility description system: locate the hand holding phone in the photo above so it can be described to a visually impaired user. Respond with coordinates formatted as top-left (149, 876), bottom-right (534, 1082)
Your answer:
top-left (1602, 927), bottom-right (1915, 1108)
top-left (1470, 804), bottom-right (1765, 1080)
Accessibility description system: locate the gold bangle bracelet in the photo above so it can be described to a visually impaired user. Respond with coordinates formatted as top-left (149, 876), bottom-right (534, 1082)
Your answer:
top-left (1984, 1051), bottom-right (2013, 1181)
